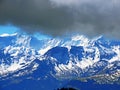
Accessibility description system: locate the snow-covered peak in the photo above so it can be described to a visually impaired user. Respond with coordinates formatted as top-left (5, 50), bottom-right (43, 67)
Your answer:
top-left (0, 34), bottom-right (39, 74)
top-left (0, 33), bottom-right (17, 37)
top-left (15, 34), bottom-right (31, 47)
top-left (71, 35), bottom-right (88, 41)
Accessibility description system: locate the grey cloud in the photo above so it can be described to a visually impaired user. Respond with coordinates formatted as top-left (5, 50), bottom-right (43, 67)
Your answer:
top-left (0, 0), bottom-right (120, 38)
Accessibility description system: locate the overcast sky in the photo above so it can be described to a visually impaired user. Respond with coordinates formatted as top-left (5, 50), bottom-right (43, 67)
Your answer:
top-left (0, 0), bottom-right (120, 39)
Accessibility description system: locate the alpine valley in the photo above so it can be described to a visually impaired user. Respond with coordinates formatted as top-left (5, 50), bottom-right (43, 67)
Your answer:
top-left (0, 33), bottom-right (120, 90)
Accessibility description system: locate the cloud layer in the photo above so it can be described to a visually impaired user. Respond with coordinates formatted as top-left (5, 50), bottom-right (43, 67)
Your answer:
top-left (0, 0), bottom-right (120, 38)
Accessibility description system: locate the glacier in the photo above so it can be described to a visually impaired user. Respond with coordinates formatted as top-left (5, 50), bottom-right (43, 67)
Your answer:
top-left (0, 33), bottom-right (120, 90)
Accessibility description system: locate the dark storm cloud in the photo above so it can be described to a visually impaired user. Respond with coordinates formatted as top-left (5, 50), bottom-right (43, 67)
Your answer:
top-left (0, 0), bottom-right (120, 38)
top-left (0, 0), bottom-right (75, 36)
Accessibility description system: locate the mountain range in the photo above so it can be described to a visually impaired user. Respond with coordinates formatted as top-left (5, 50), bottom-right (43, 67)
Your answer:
top-left (0, 33), bottom-right (120, 90)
